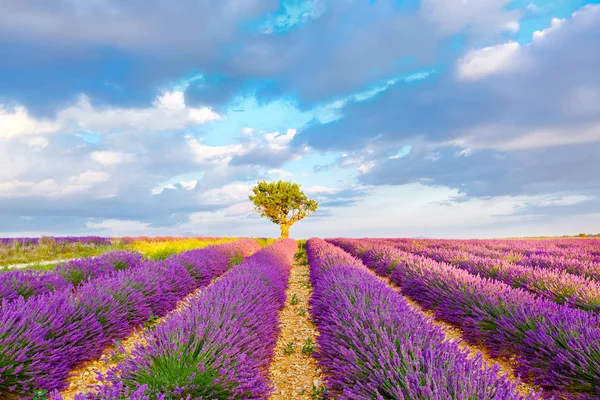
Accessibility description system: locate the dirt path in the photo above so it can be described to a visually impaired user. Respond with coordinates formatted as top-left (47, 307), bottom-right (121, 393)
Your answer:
top-left (268, 251), bottom-right (322, 399)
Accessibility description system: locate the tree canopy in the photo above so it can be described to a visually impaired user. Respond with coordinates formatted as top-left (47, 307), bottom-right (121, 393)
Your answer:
top-left (249, 180), bottom-right (318, 238)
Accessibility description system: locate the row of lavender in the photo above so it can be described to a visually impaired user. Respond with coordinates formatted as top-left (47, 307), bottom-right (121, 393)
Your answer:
top-left (390, 237), bottom-right (600, 257)
top-left (0, 239), bottom-right (260, 398)
top-left (0, 251), bottom-right (144, 304)
top-left (329, 239), bottom-right (600, 399)
top-left (360, 238), bottom-right (600, 312)
top-left (64, 239), bottom-right (297, 400)
top-left (411, 243), bottom-right (600, 311)
top-left (306, 238), bottom-right (537, 399)
top-left (389, 238), bottom-right (600, 277)
top-left (0, 236), bottom-right (112, 246)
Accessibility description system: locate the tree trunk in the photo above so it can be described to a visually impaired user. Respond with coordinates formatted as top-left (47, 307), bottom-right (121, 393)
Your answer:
top-left (280, 223), bottom-right (291, 239)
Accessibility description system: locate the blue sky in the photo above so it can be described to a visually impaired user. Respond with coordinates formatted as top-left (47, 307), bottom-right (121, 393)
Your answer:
top-left (1, 0), bottom-right (599, 238)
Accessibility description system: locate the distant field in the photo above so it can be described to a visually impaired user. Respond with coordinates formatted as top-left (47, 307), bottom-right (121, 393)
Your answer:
top-left (0, 236), bottom-right (598, 399)
top-left (0, 236), bottom-right (270, 267)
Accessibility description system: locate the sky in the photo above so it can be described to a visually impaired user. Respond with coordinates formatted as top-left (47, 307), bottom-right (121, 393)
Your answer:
top-left (1, 0), bottom-right (599, 239)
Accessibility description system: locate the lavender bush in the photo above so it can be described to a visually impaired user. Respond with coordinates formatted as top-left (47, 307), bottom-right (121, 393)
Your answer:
top-left (73, 239), bottom-right (297, 400)
top-left (0, 251), bottom-right (144, 304)
top-left (307, 238), bottom-right (538, 400)
top-left (0, 239), bottom-right (259, 397)
top-left (329, 238), bottom-right (600, 398)
top-left (413, 247), bottom-right (600, 311)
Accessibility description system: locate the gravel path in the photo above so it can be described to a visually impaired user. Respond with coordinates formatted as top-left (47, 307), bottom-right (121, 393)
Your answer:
top-left (268, 251), bottom-right (323, 399)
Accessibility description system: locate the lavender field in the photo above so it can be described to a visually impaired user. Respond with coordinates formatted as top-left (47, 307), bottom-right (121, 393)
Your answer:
top-left (0, 236), bottom-right (598, 399)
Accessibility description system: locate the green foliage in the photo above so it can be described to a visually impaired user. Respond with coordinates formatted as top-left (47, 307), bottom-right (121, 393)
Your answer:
top-left (249, 180), bottom-right (318, 238)
top-left (311, 384), bottom-right (326, 400)
top-left (31, 389), bottom-right (49, 400)
top-left (253, 237), bottom-right (277, 248)
top-left (301, 338), bottom-right (314, 355)
top-left (144, 313), bottom-right (160, 330)
top-left (283, 341), bottom-right (295, 355)
top-left (297, 307), bottom-right (307, 317)
top-left (290, 293), bottom-right (299, 306)
top-left (0, 241), bottom-right (121, 268)
top-left (124, 353), bottom-right (233, 399)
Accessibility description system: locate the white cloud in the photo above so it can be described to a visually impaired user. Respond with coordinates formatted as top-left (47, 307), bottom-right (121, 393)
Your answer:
top-left (64, 171), bottom-right (110, 194)
top-left (180, 180), bottom-right (198, 190)
top-left (0, 106), bottom-right (58, 139)
top-left (154, 90), bottom-right (186, 111)
top-left (57, 92), bottom-right (220, 133)
top-left (240, 127), bottom-right (255, 136)
top-left (1, 88), bottom-right (221, 140)
top-left (457, 5), bottom-right (600, 82)
top-left (421, 0), bottom-right (520, 35)
top-left (457, 41), bottom-right (521, 80)
top-left (186, 128), bottom-right (300, 167)
top-left (267, 169), bottom-right (293, 178)
top-left (26, 136), bottom-right (49, 151)
top-left (294, 184), bottom-right (595, 238)
top-left (304, 186), bottom-right (341, 195)
top-left (86, 219), bottom-right (152, 235)
top-left (0, 179), bottom-right (60, 198)
top-left (0, 171), bottom-right (108, 197)
top-left (532, 17), bottom-right (564, 41)
top-left (91, 151), bottom-right (136, 166)
top-left (186, 137), bottom-right (245, 165)
top-left (263, 129), bottom-right (297, 151)
top-left (198, 184), bottom-right (252, 204)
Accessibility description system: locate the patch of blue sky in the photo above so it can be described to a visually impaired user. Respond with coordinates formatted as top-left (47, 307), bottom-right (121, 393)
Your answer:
top-left (202, 96), bottom-right (317, 146)
top-left (510, 0), bottom-right (599, 44)
top-left (76, 131), bottom-right (102, 144)
top-left (389, 145), bottom-right (412, 160)
top-left (251, 0), bottom-right (321, 34)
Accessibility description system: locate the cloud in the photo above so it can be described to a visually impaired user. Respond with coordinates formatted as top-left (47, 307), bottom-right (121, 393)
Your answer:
top-left (0, 106), bottom-right (58, 139)
top-left (420, 0), bottom-right (521, 35)
top-left (297, 4), bottom-right (600, 200)
top-left (26, 136), bottom-right (49, 151)
top-left (266, 169), bottom-right (293, 178)
top-left (57, 92), bottom-right (220, 133)
top-left (0, 170), bottom-right (109, 198)
top-left (457, 41), bottom-right (521, 80)
top-left (91, 151), bottom-right (136, 166)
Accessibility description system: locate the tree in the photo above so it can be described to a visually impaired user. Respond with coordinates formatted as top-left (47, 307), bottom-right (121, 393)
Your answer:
top-left (249, 180), bottom-right (318, 238)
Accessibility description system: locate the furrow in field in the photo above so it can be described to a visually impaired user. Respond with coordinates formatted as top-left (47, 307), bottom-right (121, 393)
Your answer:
top-left (268, 245), bottom-right (323, 399)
